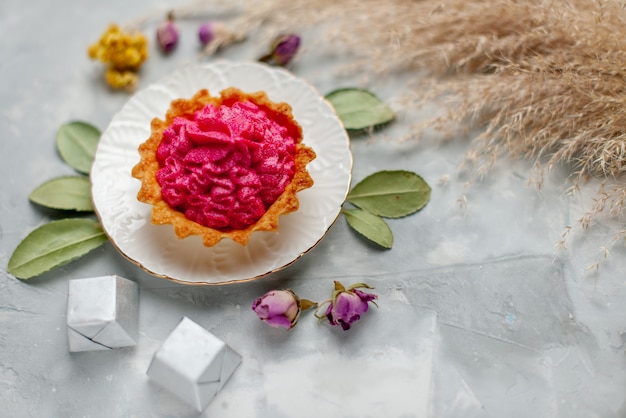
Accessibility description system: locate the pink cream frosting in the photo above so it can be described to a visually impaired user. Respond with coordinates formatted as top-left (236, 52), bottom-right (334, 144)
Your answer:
top-left (155, 100), bottom-right (297, 230)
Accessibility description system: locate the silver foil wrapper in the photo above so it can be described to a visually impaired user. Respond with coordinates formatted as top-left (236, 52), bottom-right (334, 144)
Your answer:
top-left (66, 275), bottom-right (139, 352)
top-left (146, 317), bottom-right (242, 411)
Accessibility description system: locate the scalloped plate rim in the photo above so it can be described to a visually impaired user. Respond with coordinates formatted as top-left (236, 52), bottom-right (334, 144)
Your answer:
top-left (91, 60), bottom-right (352, 285)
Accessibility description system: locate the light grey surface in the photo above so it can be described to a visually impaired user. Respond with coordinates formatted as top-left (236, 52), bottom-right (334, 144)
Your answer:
top-left (2, 1), bottom-right (626, 417)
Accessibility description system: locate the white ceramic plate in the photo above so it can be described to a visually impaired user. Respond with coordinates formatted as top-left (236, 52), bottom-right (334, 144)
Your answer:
top-left (91, 61), bottom-right (352, 285)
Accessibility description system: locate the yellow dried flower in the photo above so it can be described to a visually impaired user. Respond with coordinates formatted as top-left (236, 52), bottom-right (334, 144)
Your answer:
top-left (88, 24), bottom-right (148, 89)
top-left (104, 68), bottom-right (139, 90)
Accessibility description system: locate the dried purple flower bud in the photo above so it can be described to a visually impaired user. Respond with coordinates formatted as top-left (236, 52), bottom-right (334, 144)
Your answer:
top-left (259, 34), bottom-right (301, 66)
top-left (272, 34), bottom-right (300, 65)
top-left (252, 289), bottom-right (316, 330)
top-left (320, 281), bottom-right (378, 331)
top-left (198, 21), bottom-right (216, 46)
top-left (156, 13), bottom-right (179, 53)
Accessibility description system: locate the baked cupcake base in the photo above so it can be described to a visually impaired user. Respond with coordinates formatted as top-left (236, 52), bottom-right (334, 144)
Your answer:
top-left (132, 87), bottom-right (316, 246)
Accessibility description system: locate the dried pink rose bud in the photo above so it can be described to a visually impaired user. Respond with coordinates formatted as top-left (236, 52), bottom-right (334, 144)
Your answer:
top-left (198, 21), bottom-right (216, 46)
top-left (320, 281), bottom-right (378, 331)
top-left (156, 13), bottom-right (179, 53)
top-left (252, 289), bottom-right (316, 330)
top-left (259, 34), bottom-right (301, 66)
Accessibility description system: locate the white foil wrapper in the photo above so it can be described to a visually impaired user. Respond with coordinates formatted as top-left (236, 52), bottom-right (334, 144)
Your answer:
top-left (146, 317), bottom-right (242, 411)
top-left (66, 275), bottom-right (139, 352)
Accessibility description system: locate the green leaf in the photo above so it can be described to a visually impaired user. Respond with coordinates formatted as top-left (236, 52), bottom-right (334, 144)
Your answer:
top-left (56, 121), bottom-right (101, 174)
top-left (343, 208), bottom-right (393, 249)
top-left (347, 170), bottom-right (431, 218)
top-left (29, 175), bottom-right (93, 212)
top-left (325, 88), bottom-right (395, 130)
top-left (8, 219), bottom-right (108, 279)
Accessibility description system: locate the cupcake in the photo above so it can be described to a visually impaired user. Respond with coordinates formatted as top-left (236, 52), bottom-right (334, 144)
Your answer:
top-left (131, 87), bottom-right (316, 246)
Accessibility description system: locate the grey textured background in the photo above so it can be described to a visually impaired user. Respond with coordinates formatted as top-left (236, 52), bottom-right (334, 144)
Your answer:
top-left (2, 1), bottom-right (626, 417)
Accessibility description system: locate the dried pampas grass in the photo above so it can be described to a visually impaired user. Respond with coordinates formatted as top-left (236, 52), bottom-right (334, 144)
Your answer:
top-left (170, 0), bottom-right (626, 249)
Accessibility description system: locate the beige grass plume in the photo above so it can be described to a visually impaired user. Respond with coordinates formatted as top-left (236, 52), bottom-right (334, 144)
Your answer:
top-left (162, 0), bottom-right (626, 250)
